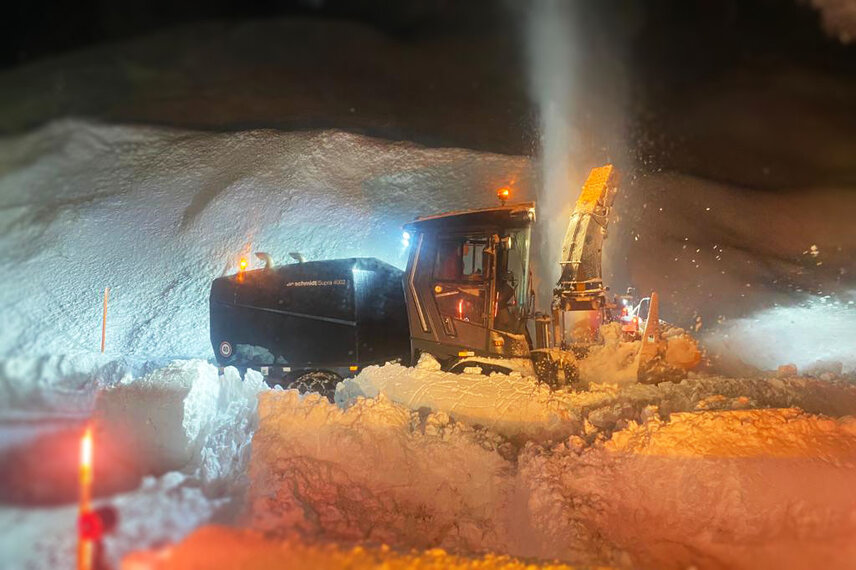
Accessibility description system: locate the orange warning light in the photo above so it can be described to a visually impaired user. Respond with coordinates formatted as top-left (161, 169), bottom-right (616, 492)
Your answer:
top-left (80, 426), bottom-right (93, 480)
top-left (239, 258), bottom-right (248, 272)
top-left (497, 186), bottom-right (511, 204)
top-left (78, 424), bottom-right (95, 570)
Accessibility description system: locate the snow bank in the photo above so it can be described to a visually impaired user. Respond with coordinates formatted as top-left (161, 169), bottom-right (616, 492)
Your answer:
top-left (701, 292), bottom-right (856, 375)
top-left (606, 407), bottom-right (856, 461)
top-left (0, 353), bottom-right (168, 416)
top-left (249, 366), bottom-right (856, 568)
top-left (336, 356), bottom-right (582, 440)
top-left (2, 120), bottom-right (853, 376)
top-left (0, 361), bottom-right (267, 569)
top-left (249, 389), bottom-right (514, 552)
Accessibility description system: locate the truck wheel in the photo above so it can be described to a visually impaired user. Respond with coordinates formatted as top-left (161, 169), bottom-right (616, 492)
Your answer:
top-left (290, 371), bottom-right (340, 402)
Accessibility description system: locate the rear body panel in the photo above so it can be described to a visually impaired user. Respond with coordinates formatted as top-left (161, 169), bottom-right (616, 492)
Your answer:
top-left (210, 258), bottom-right (409, 370)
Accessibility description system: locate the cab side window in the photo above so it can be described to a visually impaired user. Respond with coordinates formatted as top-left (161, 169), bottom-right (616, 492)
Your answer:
top-left (432, 236), bottom-right (487, 324)
top-left (434, 238), bottom-right (486, 281)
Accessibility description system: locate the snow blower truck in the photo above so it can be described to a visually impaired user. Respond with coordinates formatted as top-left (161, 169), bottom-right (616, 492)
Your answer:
top-left (209, 164), bottom-right (691, 394)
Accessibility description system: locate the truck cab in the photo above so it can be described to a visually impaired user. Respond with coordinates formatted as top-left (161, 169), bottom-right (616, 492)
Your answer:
top-left (402, 202), bottom-right (536, 365)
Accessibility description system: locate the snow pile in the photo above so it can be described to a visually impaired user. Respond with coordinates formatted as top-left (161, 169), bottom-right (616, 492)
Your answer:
top-left (0, 353), bottom-right (168, 416)
top-left (123, 525), bottom-right (578, 570)
top-left (249, 389), bottom-right (515, 553)
top-left (702, 292), bottom-right (856, 375)
top-left (248, 364), bottom-right (856, 568)
top-left (0, 361), bottom-right (267, 569)
top-left (606, 407), bottom-right (856, 461)
top-left (517, 407), bottom-right (856, 568)
top-left (336, 356), bottom-right (582, 440)
top-left (338, 355), bottom-right (856, 446)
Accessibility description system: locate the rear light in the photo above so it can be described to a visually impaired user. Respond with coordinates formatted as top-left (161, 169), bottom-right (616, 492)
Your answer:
top-left (78, 511), bottom-right (104, 542)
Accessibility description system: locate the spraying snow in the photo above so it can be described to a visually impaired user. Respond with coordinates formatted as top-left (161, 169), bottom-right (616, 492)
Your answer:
top-left (526, 0), bottom-right (579, 306)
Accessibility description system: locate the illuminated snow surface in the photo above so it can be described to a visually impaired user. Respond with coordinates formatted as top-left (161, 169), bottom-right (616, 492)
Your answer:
top-left (0, 121), bottom-right (855, 569)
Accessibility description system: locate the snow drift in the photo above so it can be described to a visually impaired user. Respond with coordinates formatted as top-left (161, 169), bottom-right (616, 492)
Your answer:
top-left (248, 364), bottom-right (856, 568)
top-left (0, 361), bottom-right (266, 569)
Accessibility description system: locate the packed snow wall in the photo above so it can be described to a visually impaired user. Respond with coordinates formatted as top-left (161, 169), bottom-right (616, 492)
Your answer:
top-left (1, 119), bottom-right (853, 370)
top-left (0, 120), bottom-right (535, 361)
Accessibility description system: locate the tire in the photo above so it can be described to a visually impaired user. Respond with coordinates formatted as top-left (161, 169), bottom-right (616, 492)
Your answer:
top-left (289, 371), bottom-right (340, 401)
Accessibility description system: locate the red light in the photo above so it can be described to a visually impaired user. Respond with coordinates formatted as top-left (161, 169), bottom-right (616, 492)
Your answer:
top-left (78, 511), bottom-right (104, 541)
top-left (457, 298), bottom-right (464, 320)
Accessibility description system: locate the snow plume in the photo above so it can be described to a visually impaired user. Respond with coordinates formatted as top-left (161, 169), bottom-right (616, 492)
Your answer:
top-left (702, 291), bottom-right (856, 375)
top-left (526, 0), bottom-right (581, 308)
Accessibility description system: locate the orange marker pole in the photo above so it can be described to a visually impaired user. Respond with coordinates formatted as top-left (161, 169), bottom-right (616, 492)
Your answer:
top-left (100, 287), bottom-right (109, 354)
top-left (77, 424), bottom-right (94, 570)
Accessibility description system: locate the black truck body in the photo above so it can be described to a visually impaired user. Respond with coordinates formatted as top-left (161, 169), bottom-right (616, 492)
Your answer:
top-left (209, 257), bottom-right (410, 377)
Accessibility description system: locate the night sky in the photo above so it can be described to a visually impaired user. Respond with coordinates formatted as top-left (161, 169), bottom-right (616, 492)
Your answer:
top-left (2, 0), bottom-right (854, 190)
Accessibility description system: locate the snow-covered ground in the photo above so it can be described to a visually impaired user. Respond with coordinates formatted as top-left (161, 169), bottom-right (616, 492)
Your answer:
top-left (0, 360), bottom-right (264, 569)
top-left (167, 361), bottom-right (856, 568)
top-left (1, 120), bottom-right (855, 569)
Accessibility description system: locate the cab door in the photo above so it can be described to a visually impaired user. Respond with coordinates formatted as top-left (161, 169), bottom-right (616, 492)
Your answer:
top-left (405, 231), bottom-right (496, 359)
